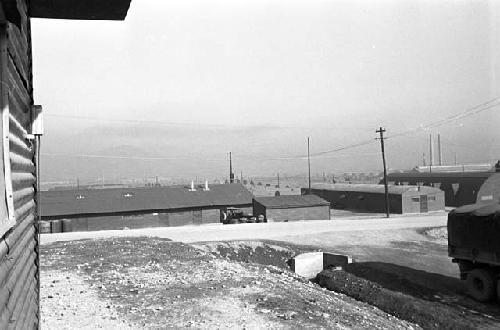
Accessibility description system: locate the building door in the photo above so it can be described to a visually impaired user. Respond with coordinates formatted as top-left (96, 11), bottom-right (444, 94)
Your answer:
top-left (419, 195), bottom-right (428, 213)
top-left (193, 209), bottom-right (202, 224)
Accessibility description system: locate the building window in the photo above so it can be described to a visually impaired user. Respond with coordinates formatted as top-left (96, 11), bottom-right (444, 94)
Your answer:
top-left (411, 197), bottom-right (420, 202)
top-left (428, 196), bottom-right (436, 201)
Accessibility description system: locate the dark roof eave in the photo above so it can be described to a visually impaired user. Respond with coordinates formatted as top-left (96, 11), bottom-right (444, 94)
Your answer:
top-left (30, 0), bottom-right (132, 20)
top-left (264, 204), bottom-right (330, 209)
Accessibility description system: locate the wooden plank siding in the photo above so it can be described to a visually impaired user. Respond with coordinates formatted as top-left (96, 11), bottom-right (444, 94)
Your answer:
top-left (0, 0), bottom-right (38, 328)
top-left (265, 206), bottom-right (330, 222)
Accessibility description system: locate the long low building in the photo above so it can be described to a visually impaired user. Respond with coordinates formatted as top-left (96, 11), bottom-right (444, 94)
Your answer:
top-left (41, 183), bottom-right (253, 231)
top-left (253, 195), bottom-right (331, 222)
top-left (303, 183), bottom-right (445, 214)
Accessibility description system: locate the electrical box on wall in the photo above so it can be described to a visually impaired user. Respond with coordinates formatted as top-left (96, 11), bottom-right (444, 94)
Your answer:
top-left (31, 105), bottom-right (43, 135)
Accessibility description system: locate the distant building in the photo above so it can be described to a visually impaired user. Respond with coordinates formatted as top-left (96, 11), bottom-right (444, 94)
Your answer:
top-left (253, 195), bottom-right (330, 222)
top-left (304, 183), bottom-right (445, 214)
top-left (41, 183), bottom-right (253, 231)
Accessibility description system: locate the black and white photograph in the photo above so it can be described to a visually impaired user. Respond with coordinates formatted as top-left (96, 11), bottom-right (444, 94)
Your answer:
top-left (0, 0), bottom-right (500, 328)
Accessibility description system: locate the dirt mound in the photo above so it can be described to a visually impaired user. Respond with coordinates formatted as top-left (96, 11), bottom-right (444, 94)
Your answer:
top-left (191, 240), bottom-right (321, 269)
top-left (41, 237), bottom-right (417, 329)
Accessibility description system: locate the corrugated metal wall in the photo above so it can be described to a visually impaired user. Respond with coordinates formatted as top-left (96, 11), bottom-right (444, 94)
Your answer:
top-left (0, 0), bottom-right (38, 328)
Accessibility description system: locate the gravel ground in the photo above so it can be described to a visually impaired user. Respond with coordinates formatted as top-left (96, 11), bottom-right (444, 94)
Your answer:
top-left (41, 237), bottom-right (418, 329)
top-left (41, 271), bottom-right (136, 329)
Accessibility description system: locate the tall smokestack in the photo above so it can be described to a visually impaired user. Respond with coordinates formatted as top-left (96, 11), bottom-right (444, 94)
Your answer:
top-left (438, 133), bottom-right (442, 166)
top-left (189, 180), bottom-right (196, 191)
top-left (429, 134), bottom-right (434, 167)
top-left (204, 180), bottom-right (210, 191)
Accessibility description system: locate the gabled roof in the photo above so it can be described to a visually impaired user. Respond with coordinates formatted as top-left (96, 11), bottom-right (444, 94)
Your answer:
top-left (254, 195), bottom-right (330, 209)
top-left (30, 0), bottom-right (132, 20)
top-left (41, 183), bottom-right (253, 218)
top-left (309, 183), bottom-right (441, 195)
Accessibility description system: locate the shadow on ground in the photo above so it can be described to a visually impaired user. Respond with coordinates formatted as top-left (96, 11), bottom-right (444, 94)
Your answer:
top-left (343, 262), bottom-right (500, 317)
top-left (318, 261), bottom-right (500, 330)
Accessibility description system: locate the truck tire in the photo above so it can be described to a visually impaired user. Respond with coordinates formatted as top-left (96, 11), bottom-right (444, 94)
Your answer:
top-left (497, 280), bottom-right (500, 300)
top-left (466, 269), bottom-right (497, 302)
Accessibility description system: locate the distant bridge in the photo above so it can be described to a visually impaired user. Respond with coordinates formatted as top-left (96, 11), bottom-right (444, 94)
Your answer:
top-left (385, 171), bottom-right (497, 207)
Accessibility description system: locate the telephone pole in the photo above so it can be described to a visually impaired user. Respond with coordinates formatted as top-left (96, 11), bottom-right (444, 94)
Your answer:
top-left (438, 133), bottom-right (442, 166)
top-left (376, 127), bottom-right (390, 218)
top-left (307, 137), bottom-right (311, 193)
top-left (429, 134), bottom-right (433, 173)
top-left (229, 152), bottom-right (234, 183)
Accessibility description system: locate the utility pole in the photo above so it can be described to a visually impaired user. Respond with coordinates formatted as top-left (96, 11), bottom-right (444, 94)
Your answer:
top-left (229, 152), bottom-right (234, 183)
top-left (438, 133), bottom-right (442, 166)
top-left (429, 134), bottom-right (433, 173)
top-left (277, 172), bottom-right (280, 188)
top-left (307, 137), bottom-right (311, 194)
top-left (376, 127), bottom-right (390, 218)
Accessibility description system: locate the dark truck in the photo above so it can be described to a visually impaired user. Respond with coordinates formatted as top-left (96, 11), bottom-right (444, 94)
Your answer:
top-left (220, 207), bottom-right (260, 224)
top-left (448, 203), bottom-right (500, 301)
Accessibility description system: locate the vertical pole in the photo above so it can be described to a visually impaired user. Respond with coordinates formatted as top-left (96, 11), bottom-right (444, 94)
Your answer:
top-left (454, 152), bottom-right (458, 165)
top-left (429, 134), bottom-right (433, 173)
top-left (307, 137), bottom-right (311, 194)
top-left (438, 133), bottom-right (442, 166)
top-left (376, 127), bottom-right (390, 218)
top-left (277, 172), bottom-right (280, 188)
top-left (229, 152), bottom-right (234, 183)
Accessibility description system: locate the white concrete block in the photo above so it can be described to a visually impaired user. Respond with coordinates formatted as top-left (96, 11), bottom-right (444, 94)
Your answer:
top-left (289, 252), bottom-right (353, 279)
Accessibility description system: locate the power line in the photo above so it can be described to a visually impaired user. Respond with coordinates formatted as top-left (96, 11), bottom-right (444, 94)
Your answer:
top-left (386, 97), bottom-right (500, 140)
top-left (45, 113), bottom-right (370, 131)
top-left (43, 97), bottom-right (500, 163)
top-left (42, 153), bottom-right (226, 162)
top-left (272, 97), bottom-right (500, 159)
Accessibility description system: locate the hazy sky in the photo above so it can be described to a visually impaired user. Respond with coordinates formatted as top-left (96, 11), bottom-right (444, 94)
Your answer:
top-left (31, 0), bottom-right (500, 182)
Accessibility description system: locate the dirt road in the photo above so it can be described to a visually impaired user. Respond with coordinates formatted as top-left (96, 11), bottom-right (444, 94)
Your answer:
top-left (41, 213), bottom-right (447, 245)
